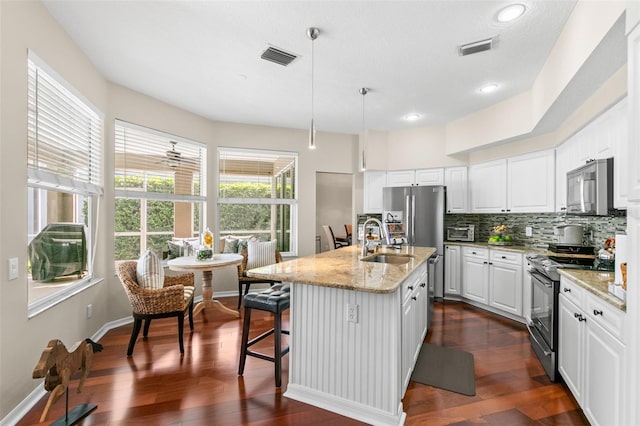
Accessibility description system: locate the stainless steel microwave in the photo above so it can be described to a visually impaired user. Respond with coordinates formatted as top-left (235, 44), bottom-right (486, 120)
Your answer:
top-left (447, 225), bottom-right (475, 242)
top-left (566, 158), bottom-right (613, 216)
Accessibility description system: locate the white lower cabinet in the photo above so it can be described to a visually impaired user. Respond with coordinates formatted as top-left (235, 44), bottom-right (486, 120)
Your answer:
top-left (401, 264), bottom-right (428, 393)
top-left (444, 244), bottom-right (461, 296)
top-left (461, 246), bottom-right (522, 317)
top-left (558, 276), bottom-right (626, 426)
top-left (488, 250), bottom-right (522, 316)
top-left (461, 247), bottom-right (488, 304)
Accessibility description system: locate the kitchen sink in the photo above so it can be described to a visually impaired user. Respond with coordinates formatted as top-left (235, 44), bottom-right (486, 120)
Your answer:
top-left (361, 253), bottom-right (413, 264)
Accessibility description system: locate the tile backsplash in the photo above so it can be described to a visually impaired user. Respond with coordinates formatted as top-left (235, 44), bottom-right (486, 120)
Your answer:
top-left (445, 212), bottom-right (627, 250)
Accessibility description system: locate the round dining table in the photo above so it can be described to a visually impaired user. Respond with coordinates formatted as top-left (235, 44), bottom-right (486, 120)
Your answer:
top-left (167, 253), bottom-right (243, 319)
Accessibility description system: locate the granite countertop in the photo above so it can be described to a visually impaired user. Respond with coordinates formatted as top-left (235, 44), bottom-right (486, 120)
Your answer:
top-left (558, 269), bottom-right (625, 311)
top-left (246, 245), bottom-right (436, 294)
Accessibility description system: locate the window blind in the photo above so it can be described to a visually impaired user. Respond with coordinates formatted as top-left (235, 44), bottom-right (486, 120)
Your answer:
top-left (115, 120), bottom-right (206, 202)
top-left (27, 51), bottom-right (103, 195)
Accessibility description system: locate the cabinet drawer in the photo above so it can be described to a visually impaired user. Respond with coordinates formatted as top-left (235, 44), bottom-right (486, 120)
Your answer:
top-left (490, 250), bottom-right (522, 265)
top-left (462, 246), bottom-right (488, 259)
top-left (585, 292), bottom-right (626, 342)
top-left (401, 265), bottom-right (425, 302)
top-left (560, 276), bottom-right (585, 307)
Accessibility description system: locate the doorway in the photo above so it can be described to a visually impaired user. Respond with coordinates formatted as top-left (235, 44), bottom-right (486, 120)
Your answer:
top-left (316, 172), bottom-right (353, 252)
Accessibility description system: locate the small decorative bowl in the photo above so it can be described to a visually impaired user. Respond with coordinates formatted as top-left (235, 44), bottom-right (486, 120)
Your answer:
top-left (196, 248), bottom-right (213, 261)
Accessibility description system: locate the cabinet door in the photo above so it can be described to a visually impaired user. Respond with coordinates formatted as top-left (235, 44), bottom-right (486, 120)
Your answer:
top-left (507, 150), bottom-right (555, 213)
top-left (630, 25), bottom-right (640, 201)
top-left (462, 256), bottom-right (488, 304)
top-left (444, 245), bottom-right (461, 296)
top-left (469, 160), bottom-right (507, 213)
top-left (386, 170), bottom-right (415, 187)
top-left (583, 318), bottom-right (626, 426)
top-left (558, 295), bottom-right (584, 404)
top-left (415, 168), bottom-right (444, 186)
top-left (444, 167), bottom-right (468, 213)
top-left (364, 171), bottom-right (386, 213)
top-left (612, 99), bottom-right (629, 209)
top-left (489, 261), bottom-right (522, 316)
top-left (555, 142), bottom-right (572, 212)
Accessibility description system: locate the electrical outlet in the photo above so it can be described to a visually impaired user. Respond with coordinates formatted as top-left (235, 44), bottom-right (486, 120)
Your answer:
top-left (8, 258), bottom-right (18, 280)
top-left (346, 303), bottom-right (358, 323)
top-left (525, 226), bottom-right (533, 237)
top-left (86, 304), bottom-right (92, 319)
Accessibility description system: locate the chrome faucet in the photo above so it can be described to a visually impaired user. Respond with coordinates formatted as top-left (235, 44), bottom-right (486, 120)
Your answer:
top-left (361, 217), bottom-right (386, 257)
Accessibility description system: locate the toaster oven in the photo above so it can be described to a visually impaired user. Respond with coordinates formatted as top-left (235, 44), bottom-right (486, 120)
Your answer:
top-left (447, 225), bottom-right (475, 242)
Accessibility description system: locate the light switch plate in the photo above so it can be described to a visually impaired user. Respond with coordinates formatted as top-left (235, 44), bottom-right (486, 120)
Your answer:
top-left (8, 258), bottom-right (18, 280)
top-left (525, 226), bottom-right (533, 237)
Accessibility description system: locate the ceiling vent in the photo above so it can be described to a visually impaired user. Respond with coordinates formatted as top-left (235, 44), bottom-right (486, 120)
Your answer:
top-left (458, 37), bottom-right (495, 56)
top-left (260, 45), bottom-right (298, 66)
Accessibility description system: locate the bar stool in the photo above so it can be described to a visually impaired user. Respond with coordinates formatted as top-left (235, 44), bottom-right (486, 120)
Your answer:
top-left (238, 283), bottom-right (290, 387)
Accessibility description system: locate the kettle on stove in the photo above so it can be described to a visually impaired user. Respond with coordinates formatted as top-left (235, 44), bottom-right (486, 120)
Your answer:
top-left (554, 224), bottom-right (584, 245)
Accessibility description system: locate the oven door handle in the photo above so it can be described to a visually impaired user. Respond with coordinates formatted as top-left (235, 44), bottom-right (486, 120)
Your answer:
top-left (526, 320), bottom-right (552, 356)
top-left (529, 269), bottom-right (554, 288)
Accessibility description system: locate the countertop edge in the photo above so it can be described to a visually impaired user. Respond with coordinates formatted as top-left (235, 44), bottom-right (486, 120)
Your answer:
top-left (246, 245), bottom-right (436, 294)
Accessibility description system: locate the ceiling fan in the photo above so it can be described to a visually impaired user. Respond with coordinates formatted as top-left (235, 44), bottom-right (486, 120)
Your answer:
top-left (165, 141), bottom-right (182, 168)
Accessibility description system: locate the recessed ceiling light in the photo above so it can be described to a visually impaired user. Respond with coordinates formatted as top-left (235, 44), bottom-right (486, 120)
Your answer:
top-left (497, 4), bottom-right (526, 23)
top-left (404, 113), bottom-right (422, 121)
top-left (479, 83), bottom-right (499, 94)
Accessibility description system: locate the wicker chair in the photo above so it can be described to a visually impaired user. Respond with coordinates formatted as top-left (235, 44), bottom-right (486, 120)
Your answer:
top-left (117, 261), bottom-right (195, 356)
top-left (237, 248), bottom-right (283, 309)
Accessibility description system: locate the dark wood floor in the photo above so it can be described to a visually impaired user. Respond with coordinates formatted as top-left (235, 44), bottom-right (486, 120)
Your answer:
top-left (18, 299), bottom-right (588, 425)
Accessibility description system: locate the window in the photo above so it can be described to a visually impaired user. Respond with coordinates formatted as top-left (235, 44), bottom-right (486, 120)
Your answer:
top-left (218, 148), bottom-right (297, 255)
top-left (27, 51), bottom-right (103, 313)
top-left (114, 121), bottom-right (206, 261)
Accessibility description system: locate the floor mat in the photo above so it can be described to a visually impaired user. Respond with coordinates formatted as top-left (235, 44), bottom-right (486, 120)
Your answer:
top-left (411, 343), bottom-right (476, 396)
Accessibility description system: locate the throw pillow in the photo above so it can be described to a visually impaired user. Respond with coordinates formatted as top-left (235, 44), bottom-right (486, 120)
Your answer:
top-left (246, 239), bottom-right (277, 270)
top-left (136, 250), bottom-right (164, 290)
top-left (223, 238), bottom-right (239, 254)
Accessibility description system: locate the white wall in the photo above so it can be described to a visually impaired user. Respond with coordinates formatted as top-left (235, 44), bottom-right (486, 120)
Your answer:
top-left (316, 173), bottom-right (353, 251)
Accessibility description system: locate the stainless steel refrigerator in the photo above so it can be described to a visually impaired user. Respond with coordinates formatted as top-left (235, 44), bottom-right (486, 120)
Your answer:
top-left (383, 185), bottom-right (445, 305)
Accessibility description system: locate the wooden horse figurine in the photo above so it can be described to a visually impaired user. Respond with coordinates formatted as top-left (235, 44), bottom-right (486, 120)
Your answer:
top-left (32, 338), bottom-right (103, 423)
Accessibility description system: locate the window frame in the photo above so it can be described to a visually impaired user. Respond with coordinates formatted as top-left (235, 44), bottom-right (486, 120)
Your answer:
top-left (217, 147), bottom-right (298, 256)
top-left (26, 50), bottom-right (104, 317)
top-left (114, 120), bottom-right (207, 261)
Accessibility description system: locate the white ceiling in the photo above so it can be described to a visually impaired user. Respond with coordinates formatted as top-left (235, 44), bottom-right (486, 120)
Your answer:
top-left (42, 1), bottom-right (625, 138)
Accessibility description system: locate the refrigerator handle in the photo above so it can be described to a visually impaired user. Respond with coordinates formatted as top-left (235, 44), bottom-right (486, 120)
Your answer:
top-left (411, 194), bottom-right (416, 243)
top-left (405, 194), bottom-right (410, 242)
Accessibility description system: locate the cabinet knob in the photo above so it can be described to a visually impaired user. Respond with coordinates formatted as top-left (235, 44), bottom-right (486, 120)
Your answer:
top-left (506, 209), bottom-right (511, 212)
top-left (560, 207), bottom-right (567, 211)
top-left (593, 309), bottom-right (603, 316)
top-left (408, 285), bottom-right (414, 290)
top-left (501, 209), bottom-right (506, 212)
top-left (420, 283), bottom-right (426, 288)
top-left (412, 296), bottom-right (417, 301)
top-left (574, 312), bottom-right (581, 318)
top-left (579, 316), bottom-right (587, 322)
top-left (501, 256), bottom-right (507, 259)
top-left (563, 288), bottom-right (571, 292)
top-left (483, 261), bottom-right (488, 264)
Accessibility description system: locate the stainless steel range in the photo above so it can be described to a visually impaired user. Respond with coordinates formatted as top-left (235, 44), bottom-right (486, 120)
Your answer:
top-left (526, 248), bottom-right (594, 382)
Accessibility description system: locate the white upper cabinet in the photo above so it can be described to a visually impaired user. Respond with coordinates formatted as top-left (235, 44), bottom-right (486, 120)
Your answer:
top-left (555, 97), bottom-right (629, 210)
top-left (444, 166), bottom-right (468, 213)
top-left (363, 170), bottom-right (386, 213)
top-left (628, 26), bottom-right (640, 202)
top-left (508, 150), bottom-right (555, 213)
top-left (386, 170), bottom-right (415, 187)
top-left (470, 150), bottom-right (555, 213)
top-left (386, 168), bottom-right (444, 187)
top-left (415, 168), bottom-right (444, 186)
top-left (469, 159), bottom-right (507, 213)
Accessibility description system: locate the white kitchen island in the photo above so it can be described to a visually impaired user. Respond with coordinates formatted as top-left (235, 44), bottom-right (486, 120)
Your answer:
top-left (247, 245), bottom-right (435, 425)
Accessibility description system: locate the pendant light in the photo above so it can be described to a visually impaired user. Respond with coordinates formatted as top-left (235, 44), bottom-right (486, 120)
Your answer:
top-left (359, 87), bottom-right (369, 171)
top-left (307, 27), bottom-right (319, 149)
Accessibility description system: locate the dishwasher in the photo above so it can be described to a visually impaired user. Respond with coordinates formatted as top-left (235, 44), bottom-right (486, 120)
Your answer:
top-left (427, 254), bottom-right (440, 329)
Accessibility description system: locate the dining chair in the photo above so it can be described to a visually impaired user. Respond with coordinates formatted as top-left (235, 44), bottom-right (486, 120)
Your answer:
top-left (344, 224), bottom-right (353, 245)
top-left (323, 225), bottom-right (348, 250)
top-left (117, 261), bottom-right (194, 356)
